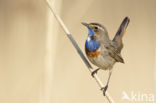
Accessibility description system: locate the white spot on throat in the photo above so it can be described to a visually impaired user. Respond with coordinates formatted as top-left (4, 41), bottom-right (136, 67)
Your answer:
top-left (87, 37), bottom-right (91, 41)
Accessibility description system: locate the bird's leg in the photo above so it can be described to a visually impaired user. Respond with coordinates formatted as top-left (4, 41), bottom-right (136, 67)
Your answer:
top-left (101, 70), bottom-right (112, 96)
top-left (91, 68), bottom-right (100, 77)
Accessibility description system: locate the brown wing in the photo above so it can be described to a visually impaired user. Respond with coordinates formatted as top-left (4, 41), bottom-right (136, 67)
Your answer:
top-left (105, 44), bottom-right (124, 63)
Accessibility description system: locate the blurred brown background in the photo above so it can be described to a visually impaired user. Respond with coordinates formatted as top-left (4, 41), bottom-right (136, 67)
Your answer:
top-left (0, 0), bottom-right (156, 103)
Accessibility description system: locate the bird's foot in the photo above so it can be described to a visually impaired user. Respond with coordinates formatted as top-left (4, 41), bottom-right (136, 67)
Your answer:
top-left (91, 68), bottom-right (100, 77)
top-left (101, 85), bottom-right (108, 96)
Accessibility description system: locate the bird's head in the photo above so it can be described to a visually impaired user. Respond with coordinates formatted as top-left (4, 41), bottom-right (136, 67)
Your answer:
top-left (81, 22), bottom-right (109, 42)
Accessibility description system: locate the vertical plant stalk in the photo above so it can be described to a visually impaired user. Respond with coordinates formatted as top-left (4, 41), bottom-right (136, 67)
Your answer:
top-left (45, 0), bottom-right (115, 103)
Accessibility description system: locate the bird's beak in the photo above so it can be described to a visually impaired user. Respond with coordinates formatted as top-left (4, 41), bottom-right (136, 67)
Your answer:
top-left (81, 22), bottom-right (89, 28)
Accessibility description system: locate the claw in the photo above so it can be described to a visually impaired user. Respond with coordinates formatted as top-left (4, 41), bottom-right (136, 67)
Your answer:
top-left (91, 68), bottom-right (100, 77)
top-left (101, 85), bottom-right (108, 96)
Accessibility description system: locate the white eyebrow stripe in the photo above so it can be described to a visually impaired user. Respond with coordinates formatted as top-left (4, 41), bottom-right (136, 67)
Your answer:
top-left (98, 26), bottom-right (103, 30)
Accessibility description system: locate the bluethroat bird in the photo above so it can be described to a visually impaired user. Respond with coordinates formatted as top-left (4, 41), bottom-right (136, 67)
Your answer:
top-left (82, 17), bottom-right (130, 96)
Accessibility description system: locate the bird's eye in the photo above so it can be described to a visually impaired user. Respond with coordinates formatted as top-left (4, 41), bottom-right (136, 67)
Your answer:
top-left (94, 26), bottom-right (98, 30)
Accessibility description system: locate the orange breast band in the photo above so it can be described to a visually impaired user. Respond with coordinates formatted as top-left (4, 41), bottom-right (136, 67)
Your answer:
top-left (86, 49), bottom-right (100, 58)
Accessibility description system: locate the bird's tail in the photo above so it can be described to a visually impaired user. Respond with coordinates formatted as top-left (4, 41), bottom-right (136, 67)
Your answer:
top-left (113, 17), bottom-right (130, 42)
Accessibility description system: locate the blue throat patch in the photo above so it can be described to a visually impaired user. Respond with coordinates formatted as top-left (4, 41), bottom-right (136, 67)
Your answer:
top-left (85, 28), bottom-right (100, 52)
